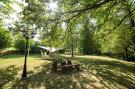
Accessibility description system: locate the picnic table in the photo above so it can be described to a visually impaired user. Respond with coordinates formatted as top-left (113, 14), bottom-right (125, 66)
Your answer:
top-left (52, 59), bottom-right (81, 73)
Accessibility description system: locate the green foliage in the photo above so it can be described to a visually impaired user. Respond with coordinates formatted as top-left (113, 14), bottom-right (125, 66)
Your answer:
top-left (14, 35), bottom-right (40, 53)
top-left (0, 28), bottom-right (11, 49)
top-left (14, 36), bottom-right (26, 53)
top-left (0, 0), bottom-right (10, 3)
top-left (30, 41), bottom-right (41, 53)
top-left (41, 26), bottom-right (65, 48)
top-left (80, 19), bottom-right (99, 55)
top-left (3, 0), bottom-right (135, 60)
top-left (128, 54), bottom-right (135, 61)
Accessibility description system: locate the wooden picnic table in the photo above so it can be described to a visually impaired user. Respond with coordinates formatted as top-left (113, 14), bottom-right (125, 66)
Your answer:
top-left (51, 59), bottom-right (81, 73)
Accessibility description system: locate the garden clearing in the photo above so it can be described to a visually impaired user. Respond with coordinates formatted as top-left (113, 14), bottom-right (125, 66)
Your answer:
top-left (0, 54), bottom-right (135, 89)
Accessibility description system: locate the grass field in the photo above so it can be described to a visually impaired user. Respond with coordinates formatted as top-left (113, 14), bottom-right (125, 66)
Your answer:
top-left (0, 54), bottom-right (135, 89)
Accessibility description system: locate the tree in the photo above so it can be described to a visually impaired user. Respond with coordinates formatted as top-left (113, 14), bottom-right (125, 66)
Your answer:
top-left (80, 19), bottom-right (98, 55)
top-left (2, 0), bottom-right (135, 61)
top-left (0, 27), bottom-right (11, 49)
top-left (14, 35), bottom-right (26, 53)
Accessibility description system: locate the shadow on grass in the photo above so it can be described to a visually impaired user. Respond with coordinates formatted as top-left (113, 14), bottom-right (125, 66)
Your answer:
top-left (4, 57), bottom-right (135, 89)
top-left (73, 57), bottom-right (135, 89)
top-left (0, 54), bottom-right (23, 59)
top-left (11, 63), bottom-right (97, 89)
top-left (73, 57), bottom-right (135, 73)
top-left (29, 54), bottom-right (42, 58)
top-left (0, 53), bottom-right (42, 60)
top-left (0, 65), bottom-right (20, 88)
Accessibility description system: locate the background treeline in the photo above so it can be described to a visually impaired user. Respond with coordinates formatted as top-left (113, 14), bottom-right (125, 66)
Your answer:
top-left (0, 0), bottom-right (135, 61)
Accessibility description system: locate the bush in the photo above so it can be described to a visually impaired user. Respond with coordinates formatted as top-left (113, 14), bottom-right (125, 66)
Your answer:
top-left (30, 45), bottom-right (40, 53)
top-left (128, 54), bottom-right (135, 62)
top-left (14, 36), bottom-right (26, 53)
top-left (14, 36), bottom-right (40, 53)
top-left (0, 28), bottom-right (12, 49)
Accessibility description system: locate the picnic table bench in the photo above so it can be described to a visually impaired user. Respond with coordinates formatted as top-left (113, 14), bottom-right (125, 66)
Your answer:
top-left (52, 59), bottom-right (81, 73)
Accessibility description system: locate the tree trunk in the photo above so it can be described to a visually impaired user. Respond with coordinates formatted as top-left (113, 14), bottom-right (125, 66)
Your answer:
top-left (71, 38), bottom-right (74, 57)
top-left (124, 47), bottom-right (128, 61)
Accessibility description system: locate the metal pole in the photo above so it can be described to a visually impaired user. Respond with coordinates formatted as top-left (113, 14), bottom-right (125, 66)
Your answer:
top-left (22, 37), bottom-right (29, 79)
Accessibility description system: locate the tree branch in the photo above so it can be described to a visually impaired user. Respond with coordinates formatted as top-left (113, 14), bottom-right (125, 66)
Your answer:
top-left (102, 8), bottom-right (135, 38)
top-left (63, 0), bottom-right (113, 14)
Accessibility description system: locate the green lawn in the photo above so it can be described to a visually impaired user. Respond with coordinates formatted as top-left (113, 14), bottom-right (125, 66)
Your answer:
top-left (0, 54), bottom-right (135, 89)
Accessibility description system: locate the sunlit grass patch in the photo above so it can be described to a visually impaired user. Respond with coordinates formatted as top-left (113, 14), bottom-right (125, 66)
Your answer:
top-left (0, 54), bottom-right (50, 68)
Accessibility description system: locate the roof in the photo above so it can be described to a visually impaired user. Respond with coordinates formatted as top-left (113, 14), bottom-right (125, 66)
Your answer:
top-left (38, 46), bottom-right (63, 52)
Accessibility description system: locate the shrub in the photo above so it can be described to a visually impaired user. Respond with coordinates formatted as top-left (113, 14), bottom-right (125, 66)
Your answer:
top-left (14, 36), bottom-right (26, 53)
top-left (128, 54), bottom-right (135, 62)
top-left (0, 28), bottom-right (12, 49)
top-left (14, 36), bottom-right (40, 53)
top-left (30, 45), bottom-right (40, 53)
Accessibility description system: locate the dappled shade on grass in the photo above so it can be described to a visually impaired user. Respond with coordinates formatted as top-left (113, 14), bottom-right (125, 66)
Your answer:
top-left (0, 65), bottom-right (21, 89)
top-left (12, 58), bottom-right (135, 88)
top-left (0, 54), bottom-right (135, 89)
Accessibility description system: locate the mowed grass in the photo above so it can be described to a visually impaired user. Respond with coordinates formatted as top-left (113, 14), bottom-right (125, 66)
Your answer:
top-left (0, 54), bottom-right (49, 68)
top-left (0, 54), bottom-right (135, 89)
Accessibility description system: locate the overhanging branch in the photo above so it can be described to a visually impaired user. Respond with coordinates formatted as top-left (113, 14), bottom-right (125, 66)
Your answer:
top-left (102, 8), bottom-right (135, 38)
top-left (63, 0), bottom-right (113, 14)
